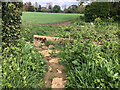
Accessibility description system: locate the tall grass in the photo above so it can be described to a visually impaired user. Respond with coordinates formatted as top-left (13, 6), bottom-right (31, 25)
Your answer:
top-left (59, 19), bottom-right (120, 88)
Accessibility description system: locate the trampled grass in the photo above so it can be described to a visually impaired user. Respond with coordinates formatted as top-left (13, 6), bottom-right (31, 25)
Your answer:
top-left (22, 12), bottom-right (83, 24)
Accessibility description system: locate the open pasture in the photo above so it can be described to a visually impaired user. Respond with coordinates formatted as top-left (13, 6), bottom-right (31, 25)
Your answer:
top-left (22, 12), bottom-right (82, 24)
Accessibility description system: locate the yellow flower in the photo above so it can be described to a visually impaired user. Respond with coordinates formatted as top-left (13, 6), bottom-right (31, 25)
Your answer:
top-left (23, 76), bottom-right (26, 80)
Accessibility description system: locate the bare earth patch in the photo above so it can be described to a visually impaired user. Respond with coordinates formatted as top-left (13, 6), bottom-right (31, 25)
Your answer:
top-left (40, 20), bottom-right (72, 26)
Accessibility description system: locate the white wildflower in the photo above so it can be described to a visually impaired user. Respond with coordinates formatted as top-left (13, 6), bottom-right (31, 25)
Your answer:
top-left (9, 66), bottom-right (11, 69)
top-left (91, 22), bottom-right (95, 27)
top-left (81, 26), bottom-right (84, 27)
top-left (91, 22), bottom-right (94, 25)
top-left (114, 73), bottom-right (118, 77)
top-left (17, 68), bottom-right (20, 71)
top-left (4, 73), bottom-right (7, 75)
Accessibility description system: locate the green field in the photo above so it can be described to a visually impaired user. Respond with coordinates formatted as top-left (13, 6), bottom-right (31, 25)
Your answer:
top-left (22, 12), bottom-right (82, 24)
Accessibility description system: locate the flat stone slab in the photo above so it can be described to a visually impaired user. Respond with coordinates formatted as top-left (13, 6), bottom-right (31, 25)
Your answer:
top-left (57, 69), bottom-right (62, 74)
top-left (49, 58), bottom-right (59, 63)
top-left (49, 66), bottom-right (52, 71)
top-left (52, 78), bottom-right (65, 88)
top-left (34, 35), bottom-right (69, 47)
top-left (41, 50), bottom-right (53, 57)
top-left (48, 45), bottom-right (54, 48)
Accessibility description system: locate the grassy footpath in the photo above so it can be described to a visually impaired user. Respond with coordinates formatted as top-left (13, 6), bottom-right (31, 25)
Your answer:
top-left (22, 12), bottom-right (82, 24)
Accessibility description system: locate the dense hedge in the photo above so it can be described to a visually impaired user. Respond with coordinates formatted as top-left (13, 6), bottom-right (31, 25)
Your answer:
top-left (2, 2), bottom-right (46, 88)
top-left (85, 2), bottom-right (120, 22)
top-left (2, 2), bottom-right (23, 49)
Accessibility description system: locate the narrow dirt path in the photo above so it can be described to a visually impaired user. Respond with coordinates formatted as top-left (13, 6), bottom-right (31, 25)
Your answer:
top-left (40, 20), bottom-right (72, 26)
top-left (34, 36), bottom-right (68, 89)
top-left (40, 45), bottom-right (67, 89)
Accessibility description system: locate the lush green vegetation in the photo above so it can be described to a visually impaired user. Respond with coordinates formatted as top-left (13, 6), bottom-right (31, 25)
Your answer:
top-left (2, 40), bottom-right (46, 88)
top-left (21, 12), bottom-right (82, 42)
top-left (2, 1), bottom-right (120, 88)
top-left (57, 17), bottom-right (120, 88)
top-left (85, 2), bottom-right (119, 22)
top-left (21, 11), bottom-right (120, 88)
top-left (22, 12), bottom-right (82, 24)
top-left (2, 2), bottom-right (46, 88)
top-left (21, 22), bottom-right (61, 42)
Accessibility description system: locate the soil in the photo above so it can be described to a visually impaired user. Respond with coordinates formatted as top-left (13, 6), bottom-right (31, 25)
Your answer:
top-left (35, 36), bottom-right (67, 89)
top-left (40, 20), bottom-right (72, 26)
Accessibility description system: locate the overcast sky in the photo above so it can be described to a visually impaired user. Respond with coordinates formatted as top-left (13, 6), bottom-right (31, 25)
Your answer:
top-left (23, 0), bottom-right (80, 9)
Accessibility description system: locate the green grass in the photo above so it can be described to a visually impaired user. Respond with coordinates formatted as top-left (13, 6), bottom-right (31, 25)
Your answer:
top-left (21, 12), bottom-right (120, 88)
top-left (21, 12), bottom-right (82, 42)
top-left (58, 19), bottom-right (120, 88)
top-left (22, 12), bottom-right (83, 24)
top-left (21, 22), bottom-right (61, 42)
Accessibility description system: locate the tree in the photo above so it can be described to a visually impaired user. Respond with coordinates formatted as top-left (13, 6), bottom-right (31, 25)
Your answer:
top-left (53, 5), bottom-right (61, 13)
top-left (23, 2), bottom-right (35, 12)
top-left (71, 5), bottom-right (78, 11)
top-left (41, 7), bottom-right (47, 12)
top-left (28, 5), bottom-right (35, 12)
top-left (64, 6), bottom-right (72, 13)
top-left (76, 5), bottom-right (85, 13)
top-left (46, 2), bottom-right (53, 9)
top-left (35, 2), bottom-right (38, 11)
top-left (48, 4), bottom-right (52, 9)
top-left (37, 5), bottom-right (41, 12)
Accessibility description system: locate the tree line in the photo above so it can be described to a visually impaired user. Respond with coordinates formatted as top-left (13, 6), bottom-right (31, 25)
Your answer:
top-left (23, 1), bottom-right (120, 22)
top-left (23, 2), bottom-right (85, 14)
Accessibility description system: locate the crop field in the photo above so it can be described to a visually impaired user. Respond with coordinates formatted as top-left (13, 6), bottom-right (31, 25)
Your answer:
top-left (22, 12), bottom-right (82, 24)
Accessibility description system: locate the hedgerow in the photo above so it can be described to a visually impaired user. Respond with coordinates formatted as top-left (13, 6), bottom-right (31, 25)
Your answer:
top-left (2, 2), bottom-right (46, 88)
top-left (84, 2), bottom-right (120, 22)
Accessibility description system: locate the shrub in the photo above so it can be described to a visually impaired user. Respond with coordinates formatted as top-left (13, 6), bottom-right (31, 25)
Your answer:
top-left (85, 2), bottom-right (112, 22)
top-left (53, 5), bottom-right (61, 13)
